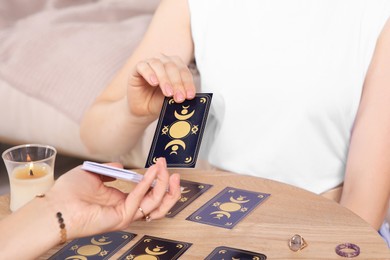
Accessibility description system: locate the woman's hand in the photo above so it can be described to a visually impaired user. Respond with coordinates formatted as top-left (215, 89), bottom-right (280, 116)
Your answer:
top-left (47, 157), bottom-right (181, 240)
top-left (127, 54), bottom-right (196, 120)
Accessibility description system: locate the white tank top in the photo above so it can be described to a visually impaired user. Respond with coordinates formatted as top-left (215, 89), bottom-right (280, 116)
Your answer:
top-left (188, 0), bottom-right (390, 193)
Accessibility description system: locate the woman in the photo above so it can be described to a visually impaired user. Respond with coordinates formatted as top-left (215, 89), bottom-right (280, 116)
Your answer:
top-left (80, 0), bottom-right (390, 241)
top-left (0, 158), bottom-right (181, 259)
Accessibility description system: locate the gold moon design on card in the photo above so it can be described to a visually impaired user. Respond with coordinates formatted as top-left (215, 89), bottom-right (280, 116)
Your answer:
top-left (218, 202), bottom-right (242, 212)
top-left (174, 110), bottom-right (194, 120)
top-left (169, 121), bottom-right (191, 139)
top-left (229, 196), bottom-right (250, 204)
top-left (210, 211), bottom-right (231, 219)
top-left (181, 187), bottom-right (191, 194)
top-left (91, 237), bottom-right (112, 246)
top-left (145, 246), bottom-right (168, 255)
top-left (165, 140), bottom-right (186, 154)
top-left (134, 256), bottom-right (157, 260)
top-left (76, 245), bottom-right (102, 256)
top-left (65, 256), bottom-right (87, 260)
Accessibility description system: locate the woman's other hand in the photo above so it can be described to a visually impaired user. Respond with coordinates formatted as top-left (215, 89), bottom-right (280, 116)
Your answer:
top-left (127, 54), bottom-right (196, 121)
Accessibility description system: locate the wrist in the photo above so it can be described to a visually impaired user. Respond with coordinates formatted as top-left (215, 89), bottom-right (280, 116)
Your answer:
top-left (35, 193), bottom-right (69, 245)
top-left (44, 189), bottom-right (77, 241)
top-left (0, 194), bottom-right (62, 259)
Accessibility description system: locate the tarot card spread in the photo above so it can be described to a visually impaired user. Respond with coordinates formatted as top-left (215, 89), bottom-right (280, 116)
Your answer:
top-left (186, 187), bottom-right (270, 229)
top-left (145, 93), bottom-right (213, 168)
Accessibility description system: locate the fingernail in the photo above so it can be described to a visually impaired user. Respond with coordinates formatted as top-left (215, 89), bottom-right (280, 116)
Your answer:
top-left (186, 89), bottom-right (195, 99)
top-left (150, 75), bottom-right (158, 85)
top-left (175, 91), bottom-right (185, 102)
top-left (159, 157), bottom-right (166, 166)
top-left (165, 83), bottom-right (173, 96)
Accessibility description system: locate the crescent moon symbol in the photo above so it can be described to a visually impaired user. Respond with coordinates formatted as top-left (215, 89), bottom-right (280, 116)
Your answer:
top-left (65, 256), bottom-right (88, 260)
top-left (181, 187), bottom-right (191, 194)
top-left (174, 110), bottom-right (195, 120)
top-left (145, 247), bottom-right (168, 255)
top-left (229, 196), bottom-right (250, 204)
top-left (91, 237), bottom-right (112, 246)
top-left (210, 211), bottom-right (231, 219)
top-left (165, 140), bottom-right (186, 151)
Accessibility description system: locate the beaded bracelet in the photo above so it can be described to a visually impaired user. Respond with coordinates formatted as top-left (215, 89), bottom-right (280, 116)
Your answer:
top-left (56, 212), bottom-right (67, 244)
top-left (36, 194), bottom-right (67, 244)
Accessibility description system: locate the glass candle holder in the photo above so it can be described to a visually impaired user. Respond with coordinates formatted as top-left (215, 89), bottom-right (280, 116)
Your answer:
top-left (2, 144), bottom-right (57, 211)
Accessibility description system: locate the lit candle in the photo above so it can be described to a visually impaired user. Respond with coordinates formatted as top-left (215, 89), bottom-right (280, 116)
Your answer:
top-left (9, 162), bottom-right (54, 211)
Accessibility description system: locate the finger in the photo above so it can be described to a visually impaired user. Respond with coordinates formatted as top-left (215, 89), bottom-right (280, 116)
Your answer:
top-left (161, 57), bottom-right (187, 103)
top-left (144, 158), bottom-right (171, 205)
top-left (180, 68), bottom-right (196, 99)
top-left (134, 60), bottom-right (160, 87)
top-left (134, 158), bottom-right (171, 220)
top-left (147, 57), bottom-right (175, 97)
top-left (148, 173), bottom-right (181, 220)
top-left (123, 164), bottom-right (158, 221)
top-left (167, 173), bottom-right (181, 198)
top-left (171, 56), bottom-right (196, 100)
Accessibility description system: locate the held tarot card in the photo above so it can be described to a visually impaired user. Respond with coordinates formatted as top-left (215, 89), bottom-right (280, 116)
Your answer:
top-left (145, 93), bottom-right (213, 168)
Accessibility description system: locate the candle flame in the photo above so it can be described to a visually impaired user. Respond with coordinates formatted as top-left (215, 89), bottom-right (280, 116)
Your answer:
top-left (26, 154), bottom-right (34, 176)
top-left (29, 163), bottom-right (34, 176)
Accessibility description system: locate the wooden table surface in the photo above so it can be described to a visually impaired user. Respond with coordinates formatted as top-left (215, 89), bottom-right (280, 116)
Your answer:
top-left (0, 169), bottom-right (389, 259)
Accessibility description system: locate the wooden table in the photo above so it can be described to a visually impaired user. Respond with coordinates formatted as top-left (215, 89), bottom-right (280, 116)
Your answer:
top-left (0, 169), bottom-right (389, 259)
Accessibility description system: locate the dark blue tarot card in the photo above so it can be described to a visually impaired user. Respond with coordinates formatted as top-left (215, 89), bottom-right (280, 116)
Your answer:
top-left (145, 93), bottom-right (212, 168)
top-left (166, 179), bottom-right (213, 218)
top-left (49, 231), bottom-right (136, 260)
top-left (186, 187), bottom-right (270, 229)
top-left (118, 235), bottom-right (192, 260)
top-left (205, 246), bottom-right (267, 259)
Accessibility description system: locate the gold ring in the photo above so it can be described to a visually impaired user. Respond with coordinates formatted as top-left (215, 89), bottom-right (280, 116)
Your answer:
top-left (138, 207), bottom-right (151, 222)
top-left (288, 234), bottom-right (307, 251)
